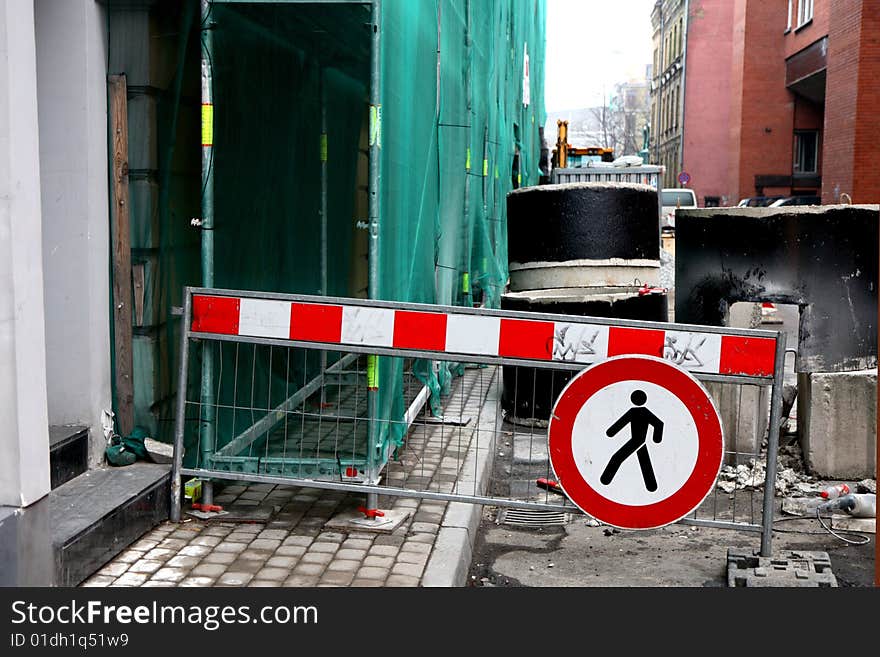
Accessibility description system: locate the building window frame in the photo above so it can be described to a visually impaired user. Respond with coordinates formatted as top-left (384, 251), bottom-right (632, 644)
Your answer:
top-left (786, 0), bottom-right (793, 32)
top-left (793, 130), bottom-right (819, 175)
top-left (797, 0), bottom-right (813, 29)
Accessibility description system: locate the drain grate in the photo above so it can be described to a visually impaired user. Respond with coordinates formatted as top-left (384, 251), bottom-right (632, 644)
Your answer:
top-left (497, 508), bottom-right (571, 527)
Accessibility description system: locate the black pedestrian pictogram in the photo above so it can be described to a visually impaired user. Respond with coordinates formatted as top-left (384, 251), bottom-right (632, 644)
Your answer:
top-left (600, 390), bottom-right (664, 492)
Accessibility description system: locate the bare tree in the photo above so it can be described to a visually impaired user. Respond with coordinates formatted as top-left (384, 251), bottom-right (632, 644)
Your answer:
top-left (589, 102), bottom-right (625, 154)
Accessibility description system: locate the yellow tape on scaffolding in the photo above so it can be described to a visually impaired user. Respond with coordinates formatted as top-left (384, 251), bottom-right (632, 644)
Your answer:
top-left (201, 103), bottom-right (214, 146)
top-left (367, 355), bottom-right (379, 390)
top-left (369, 105), bottom-right (382, 148)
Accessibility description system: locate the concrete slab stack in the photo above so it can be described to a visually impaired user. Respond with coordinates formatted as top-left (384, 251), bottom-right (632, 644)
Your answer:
top-left (502, 182), bottom-right (667, 422)
top-left (676, 205), bottom-right (878, 478)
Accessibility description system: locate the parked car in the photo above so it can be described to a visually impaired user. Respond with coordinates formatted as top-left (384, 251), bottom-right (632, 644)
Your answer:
top-left (737, 195), bottom-right (784, 207)
top-left (768, 195), bottom-right (821, 207)
top-left (660, 188), bottom-right (697, 232)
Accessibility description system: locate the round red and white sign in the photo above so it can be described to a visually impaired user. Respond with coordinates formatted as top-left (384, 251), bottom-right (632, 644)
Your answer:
top-left (548, 355), bottom-right (723, 530)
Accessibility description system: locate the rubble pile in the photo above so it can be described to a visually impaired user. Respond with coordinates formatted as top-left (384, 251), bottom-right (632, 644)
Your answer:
top-left (714, 440), bottom-right (877, 500)
top-left (715, 442), bottom-right (821, 496)
top-left (856, 479), bottom-right (876, 494)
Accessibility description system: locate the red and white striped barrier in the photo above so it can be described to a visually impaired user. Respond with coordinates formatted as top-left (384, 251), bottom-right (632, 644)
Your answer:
top-left (190, 294), bottom-right (778, 378)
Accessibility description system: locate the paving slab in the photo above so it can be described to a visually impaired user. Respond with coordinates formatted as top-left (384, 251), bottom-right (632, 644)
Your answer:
top-left (85, 367), bottom-right (499, 589)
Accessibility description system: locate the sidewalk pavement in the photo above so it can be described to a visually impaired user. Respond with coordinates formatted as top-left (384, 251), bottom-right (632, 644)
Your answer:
top-left (81, 368), bottom-right (498, 588)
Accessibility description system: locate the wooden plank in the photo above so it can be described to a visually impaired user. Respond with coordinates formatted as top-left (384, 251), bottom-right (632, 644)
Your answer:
top-left (108, 74), bottom-right (134, 437)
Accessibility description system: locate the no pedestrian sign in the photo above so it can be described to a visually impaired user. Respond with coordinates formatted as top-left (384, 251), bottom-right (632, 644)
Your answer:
top-left (548, 355), bottom-right (723, 530)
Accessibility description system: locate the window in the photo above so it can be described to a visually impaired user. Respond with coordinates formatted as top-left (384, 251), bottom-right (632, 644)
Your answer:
top-left (787, 0), bottom-right (793, 30)
top-left (673, 88), bottom-right (678, 129)
top-left (797, 0), bottom-right (813, 27)
top-left (677, 19), bottom-right (683, 56)
top-left (794, 130), bottom-right (818, 174)
top-left (661, 190), bottom-right (696, 208)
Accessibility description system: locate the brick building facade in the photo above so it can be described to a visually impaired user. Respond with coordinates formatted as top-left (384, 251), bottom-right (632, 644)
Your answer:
top-left (672, 0), bottom-right (879, 206)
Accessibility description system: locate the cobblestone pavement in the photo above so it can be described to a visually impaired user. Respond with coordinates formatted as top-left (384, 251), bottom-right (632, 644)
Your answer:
top-left (82, 486), bottom-right (444, 588)
top-left (82, 367), bottom-right (497, 588)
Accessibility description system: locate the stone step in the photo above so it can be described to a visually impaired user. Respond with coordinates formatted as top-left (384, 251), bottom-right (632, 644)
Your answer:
top-left (49, 425), bottom-right (89, 489)
top-left (50, 463), bottom-right (170, 586)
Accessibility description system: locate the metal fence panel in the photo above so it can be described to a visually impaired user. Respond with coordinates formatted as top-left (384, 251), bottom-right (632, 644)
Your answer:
top-left (172, 287), bottom-right (786, 555)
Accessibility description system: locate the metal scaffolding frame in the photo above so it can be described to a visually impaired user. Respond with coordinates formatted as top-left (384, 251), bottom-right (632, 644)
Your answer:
top-left (193, 0), bottom-right (406, 513)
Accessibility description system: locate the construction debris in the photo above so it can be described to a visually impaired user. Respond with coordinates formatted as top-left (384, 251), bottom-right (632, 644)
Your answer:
top-left (781, 496), bottom-right (823, 516)
top-left (856, 478), bottom-right (876, 494)
top-left (716, 459), bottom-right (818, 495)
top-left (715, 441), bottom-right (822, 496)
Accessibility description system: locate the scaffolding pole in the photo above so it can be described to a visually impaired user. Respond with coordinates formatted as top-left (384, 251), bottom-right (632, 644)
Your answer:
top-left (365, 0), bottom-right (382, 515)
top-left (461, 0), bottom-right (472, 307)
top-left (319, 66), bottom-right (329, 403)
top-left (198, 0), bottom-right (217, 509)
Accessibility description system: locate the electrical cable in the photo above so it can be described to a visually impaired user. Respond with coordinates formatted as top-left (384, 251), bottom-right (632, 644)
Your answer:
top-left (814, 508), bottom-right (872, 546)
top-left (771, 510), bottom-right (872, 545)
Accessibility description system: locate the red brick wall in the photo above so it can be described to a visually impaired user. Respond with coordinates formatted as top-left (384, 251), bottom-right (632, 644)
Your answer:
top-left (852, 2), bottom-right (880, 203)
top-left (682, 0), bottom-right (735, 205)
top-left (727, 0), bottom-right (748, 198)
top-left (784, 0), bottom-right (830, 59)
top-left (823, 0), bottom-right (880, 203)
top-left (732, 0), bottom-right (793, 202)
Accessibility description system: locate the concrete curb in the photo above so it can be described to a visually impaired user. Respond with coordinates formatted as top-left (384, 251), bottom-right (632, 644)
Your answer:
top-left (422, 373), bottom-right (500, 587)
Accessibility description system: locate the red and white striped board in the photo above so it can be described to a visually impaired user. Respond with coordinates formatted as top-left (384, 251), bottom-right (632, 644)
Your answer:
top-left (190, 293), bottom-right (778, 379)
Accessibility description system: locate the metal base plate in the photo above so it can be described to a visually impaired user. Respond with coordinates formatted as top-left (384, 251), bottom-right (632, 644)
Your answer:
top-left (421, 415), bottom-right (471, 427)
top-left (325, 508), bottom-right (411, 533)
top-left (185, 505), bottom-right (275, 522)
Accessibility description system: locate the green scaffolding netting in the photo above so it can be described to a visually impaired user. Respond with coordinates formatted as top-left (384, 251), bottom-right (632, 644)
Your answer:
top-left (111, 0), bottom-right (545, 473)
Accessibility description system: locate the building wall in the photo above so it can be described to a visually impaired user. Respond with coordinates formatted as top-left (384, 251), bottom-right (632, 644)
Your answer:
top-left (682, 0), bottom-right (734, 206)
top-left (650, 0), bottom-right (686, 188)
top-left (34, 0), bottom-right (111, 463)
top-left (729, 0), bottom-right (793, 202)
top-left (784, 0), bottom-right (830, 59)
top-left (727, 0), bottom-right (747, 198)
top-left (0, 0), bottom-right (51, 507)
top-left (851, 2), bottom-right (880, 203)
top-left (823, 0), bottom-right (880, 204)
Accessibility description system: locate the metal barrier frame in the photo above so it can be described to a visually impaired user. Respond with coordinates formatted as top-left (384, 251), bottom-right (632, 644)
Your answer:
top-left (171, 286), bottom-right (786, 556)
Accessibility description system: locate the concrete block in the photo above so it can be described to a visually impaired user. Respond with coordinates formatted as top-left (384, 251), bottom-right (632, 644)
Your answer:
top-left (831, 516), bottom-right (875, 534)
top-left (703, 381), bottom-right (769, 463)
top-left (676, 206), bottom-right (879, 373)
top-left (513, 434), bottom-right (549, 464)
top-left (727, 548), bottom-right (837, 587)
top-left (0, 499), bottom-right (54, 586)
top-left (798, 369), bottom-right (877, 479)
top-left (422, 526), bottom-right (470, 587)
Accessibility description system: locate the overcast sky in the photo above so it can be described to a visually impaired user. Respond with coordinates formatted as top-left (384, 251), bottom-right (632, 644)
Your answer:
top-left (544, 0), bottom-right (656, 112)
